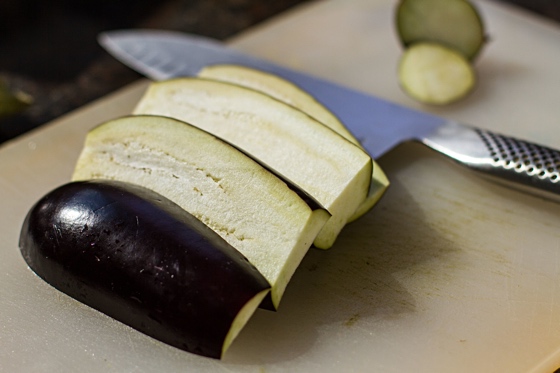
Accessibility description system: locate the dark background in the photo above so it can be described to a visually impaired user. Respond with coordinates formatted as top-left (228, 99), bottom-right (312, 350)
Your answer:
top-left (0, 0), bottom-right (558, 144)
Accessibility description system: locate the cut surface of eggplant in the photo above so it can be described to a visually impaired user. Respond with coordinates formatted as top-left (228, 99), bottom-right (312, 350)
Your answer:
top-left (198, 64), bottom-right (358, 143)
top-left (396, 0), bottom-right (486, 60)
top-left (197, 64), bottom-right (389, 222)
top-left (19, 180), bottom-right (270, 359)
top-left (133, 78), bottom-right (373, 249)
top-left (72, 115), bottom-right (330, 309)
top-left (398, 42), bottom-right (476, 105)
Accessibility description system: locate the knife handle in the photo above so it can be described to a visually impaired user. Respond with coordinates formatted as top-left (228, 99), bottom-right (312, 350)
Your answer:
top-left (422, 121), bottom-right (560, 201)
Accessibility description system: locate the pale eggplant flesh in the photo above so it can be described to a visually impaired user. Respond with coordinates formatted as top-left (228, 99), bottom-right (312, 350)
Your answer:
top-left (19, 180), bottom-right (270, 359)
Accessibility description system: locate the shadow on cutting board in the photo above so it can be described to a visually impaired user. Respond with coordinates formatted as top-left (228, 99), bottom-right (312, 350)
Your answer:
top-left (225, 144), bottom-right (464, 364)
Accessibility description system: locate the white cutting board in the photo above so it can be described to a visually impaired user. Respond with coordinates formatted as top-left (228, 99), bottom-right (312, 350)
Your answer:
top-left (1, 0), bottom-right (560, 372)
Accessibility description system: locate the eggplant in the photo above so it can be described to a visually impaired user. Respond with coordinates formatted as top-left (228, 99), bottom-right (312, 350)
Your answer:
top-left (19, 180), bottom-right (270, 359)
top-left (197, 64), bottom-right (389, 222)
top-left (72, 115), bottom-right (330, 310)
top-left (133, 78), bottom-right (373, 249)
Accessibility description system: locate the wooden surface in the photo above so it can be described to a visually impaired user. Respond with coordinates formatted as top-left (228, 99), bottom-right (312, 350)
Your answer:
top-left (1, 0), bottom-right (560, 372)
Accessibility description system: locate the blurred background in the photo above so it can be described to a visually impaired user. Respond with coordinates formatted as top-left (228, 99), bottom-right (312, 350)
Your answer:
top-left (0, 0), bottom-right (558, 145)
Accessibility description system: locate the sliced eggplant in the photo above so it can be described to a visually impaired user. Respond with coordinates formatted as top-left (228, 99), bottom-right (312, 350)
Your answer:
top-left (133, 78), bottom-right (373, 249)
top-left (197, 64), bottom-right (389, 222)
top-left (198, 64), bottom-right (358, 143)
top-left (72, 115), bottom-right (330, 309)
top-left (396, 0), bottom-right (486, 61)
top-left (19, 180), bottom-right (270, 359)
top-left (398, 42), bottom-right (476, 105)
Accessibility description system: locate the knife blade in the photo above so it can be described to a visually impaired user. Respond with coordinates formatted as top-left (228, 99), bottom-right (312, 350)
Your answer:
top-left (99, 29), bottom-right (560, 201)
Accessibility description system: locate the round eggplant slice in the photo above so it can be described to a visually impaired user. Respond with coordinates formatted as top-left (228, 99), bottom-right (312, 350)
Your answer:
top-left (396, 0), bottom-right (486, 60)
top-left (19, 180), bottom-right (270, 359)
top-left (398, 42), bottom-right (476, 105)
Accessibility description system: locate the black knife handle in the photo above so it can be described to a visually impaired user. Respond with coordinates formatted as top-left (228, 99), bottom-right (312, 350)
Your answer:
top-left (422, 121), bottom-right (560, 201)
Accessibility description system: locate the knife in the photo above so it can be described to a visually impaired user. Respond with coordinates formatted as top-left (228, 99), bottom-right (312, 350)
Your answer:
top-left (99, 29), bottom-right (560, 201)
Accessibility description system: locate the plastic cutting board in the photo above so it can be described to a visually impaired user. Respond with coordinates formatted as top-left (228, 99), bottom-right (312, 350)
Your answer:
top-left (1, 0), bottom-right (560, 372)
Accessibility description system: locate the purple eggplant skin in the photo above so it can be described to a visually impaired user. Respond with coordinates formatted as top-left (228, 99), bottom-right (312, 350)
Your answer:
top-left (19, 180), bottom-right (269, 359)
